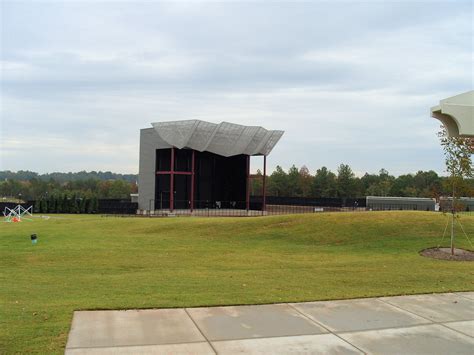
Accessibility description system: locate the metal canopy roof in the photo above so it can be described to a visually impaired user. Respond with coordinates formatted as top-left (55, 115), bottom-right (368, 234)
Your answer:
top-left (151, 120), bottom-right (284, 157)
top-left (431, 91), bottom-right (474, 137)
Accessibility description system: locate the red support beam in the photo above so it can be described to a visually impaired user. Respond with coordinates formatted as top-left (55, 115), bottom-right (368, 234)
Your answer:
top-left (190, 150), bottom-right (195, 212)
top-left (246, 155), bottom-right (250, 210)
top-left (170, 147), bottom-right (175, 211)
top-left (156, 171), bottom-right (192, 175)
top-left (262, 155), bottom-right (267, 212)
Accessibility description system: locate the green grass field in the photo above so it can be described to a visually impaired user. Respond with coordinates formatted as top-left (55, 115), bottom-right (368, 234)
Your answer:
top-left (1, 212), bottom-right (473, 353)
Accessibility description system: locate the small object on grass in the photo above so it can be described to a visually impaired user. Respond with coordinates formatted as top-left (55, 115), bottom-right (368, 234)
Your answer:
top-left (3, 205), bottom-right (33, 222)
top-left (31, 234), bottom-right (37, 245)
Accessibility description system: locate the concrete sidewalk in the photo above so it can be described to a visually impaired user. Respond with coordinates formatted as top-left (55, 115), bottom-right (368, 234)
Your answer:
top-left (66, 292), bottom-right (474, 354)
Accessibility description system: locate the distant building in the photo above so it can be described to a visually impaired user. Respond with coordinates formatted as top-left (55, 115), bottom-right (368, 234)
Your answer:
top-left (366, 196), bottom-right (436, 211)
top-left (138, 120), bottom-right (283, 212)
top-left (439, 197), bottom-right (474, 212)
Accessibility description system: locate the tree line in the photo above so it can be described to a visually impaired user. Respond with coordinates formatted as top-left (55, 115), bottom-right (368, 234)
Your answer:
top-left (1, 165), bottom-right (473, 203)
top-left (250, 164), bottom-right (473, 199)
top-left (0, 176), bottom-right (137, 201)
top-left (33, 194), bottom-right (99, 214)
top-left (0, 170), bottom-right (137, 183)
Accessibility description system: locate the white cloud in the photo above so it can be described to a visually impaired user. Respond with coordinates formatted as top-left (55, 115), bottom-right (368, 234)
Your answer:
top-left (0, 0), bottom-right (471, 176)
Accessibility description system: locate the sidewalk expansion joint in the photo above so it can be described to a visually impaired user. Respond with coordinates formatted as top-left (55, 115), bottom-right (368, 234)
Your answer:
top-left (285, 302), bottom-right (367, 355)
top-left (184, 308), bottom-right (218, 355)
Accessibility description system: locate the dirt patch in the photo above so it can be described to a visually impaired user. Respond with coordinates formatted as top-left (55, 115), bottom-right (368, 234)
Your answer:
top-left (420, 247), bottom-right (474, 261)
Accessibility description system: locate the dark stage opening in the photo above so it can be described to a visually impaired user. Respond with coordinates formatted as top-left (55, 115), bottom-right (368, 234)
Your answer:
top-left (155, 148), bottom-right (247, 210)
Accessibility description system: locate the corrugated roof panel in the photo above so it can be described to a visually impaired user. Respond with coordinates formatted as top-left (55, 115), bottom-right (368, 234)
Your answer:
top-left (151, 120), bottom-right (283, 156)
top-left (187, 120), bottom-right (218, 151)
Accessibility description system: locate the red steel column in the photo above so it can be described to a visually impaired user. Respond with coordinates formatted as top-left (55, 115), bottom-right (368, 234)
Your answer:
top-left (262, 155), bottom-right (267, 212)
top-left (170, 147), bottom-right (175, 211)
top-left (246, 155), bottom-right (250, 210)
top-left (190, 150), bottom-right (195, 212)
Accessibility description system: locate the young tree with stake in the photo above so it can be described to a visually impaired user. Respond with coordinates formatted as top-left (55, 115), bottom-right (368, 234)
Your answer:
top-left (438, 127), bottom-right (473, 255)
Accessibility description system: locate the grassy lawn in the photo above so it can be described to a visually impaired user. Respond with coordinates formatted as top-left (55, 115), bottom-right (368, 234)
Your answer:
top-left (1, 211), bottom-right (473, 353)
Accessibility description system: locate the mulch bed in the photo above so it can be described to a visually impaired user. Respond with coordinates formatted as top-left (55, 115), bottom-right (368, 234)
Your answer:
top-left (420, 247), bottom-right (474, 261)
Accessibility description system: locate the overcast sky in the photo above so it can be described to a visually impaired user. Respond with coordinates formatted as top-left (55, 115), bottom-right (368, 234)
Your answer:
top-left (1, 0), bottom-right (472, 176)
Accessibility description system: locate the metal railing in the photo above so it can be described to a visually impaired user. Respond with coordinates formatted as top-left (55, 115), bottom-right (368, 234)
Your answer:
top-left (134, 200), bottom-right (438, 217)
top-left (140, 200), bottom-right (262, 217)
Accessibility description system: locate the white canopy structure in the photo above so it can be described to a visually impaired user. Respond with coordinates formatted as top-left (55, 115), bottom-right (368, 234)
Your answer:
top-left (151, 120), bottom-right (284, 157)
top-left (431, 91), bottom-right (474, 138)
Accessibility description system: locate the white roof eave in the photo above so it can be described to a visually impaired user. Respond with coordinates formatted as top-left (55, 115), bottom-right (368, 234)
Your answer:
top-left (431, 91), bottom-right (474, 138)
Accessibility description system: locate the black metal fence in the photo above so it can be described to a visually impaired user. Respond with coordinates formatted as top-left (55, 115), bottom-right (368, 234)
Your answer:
top-left (135, 197), bottom-right (437, 217)
top-left (1, 200), bottom-right (138, 215)
top-left (5, 197), bottom-right (471, 217)
top-left (141, 200), bottom-right (261, 217)
top-left (252, 196), bottom-right (366, 208)
top-left (98, 199), bottom-right (138, 214)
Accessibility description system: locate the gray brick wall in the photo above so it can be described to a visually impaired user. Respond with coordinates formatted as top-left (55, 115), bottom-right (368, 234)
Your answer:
top-left (138, 128), bottom-right (171, 210)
